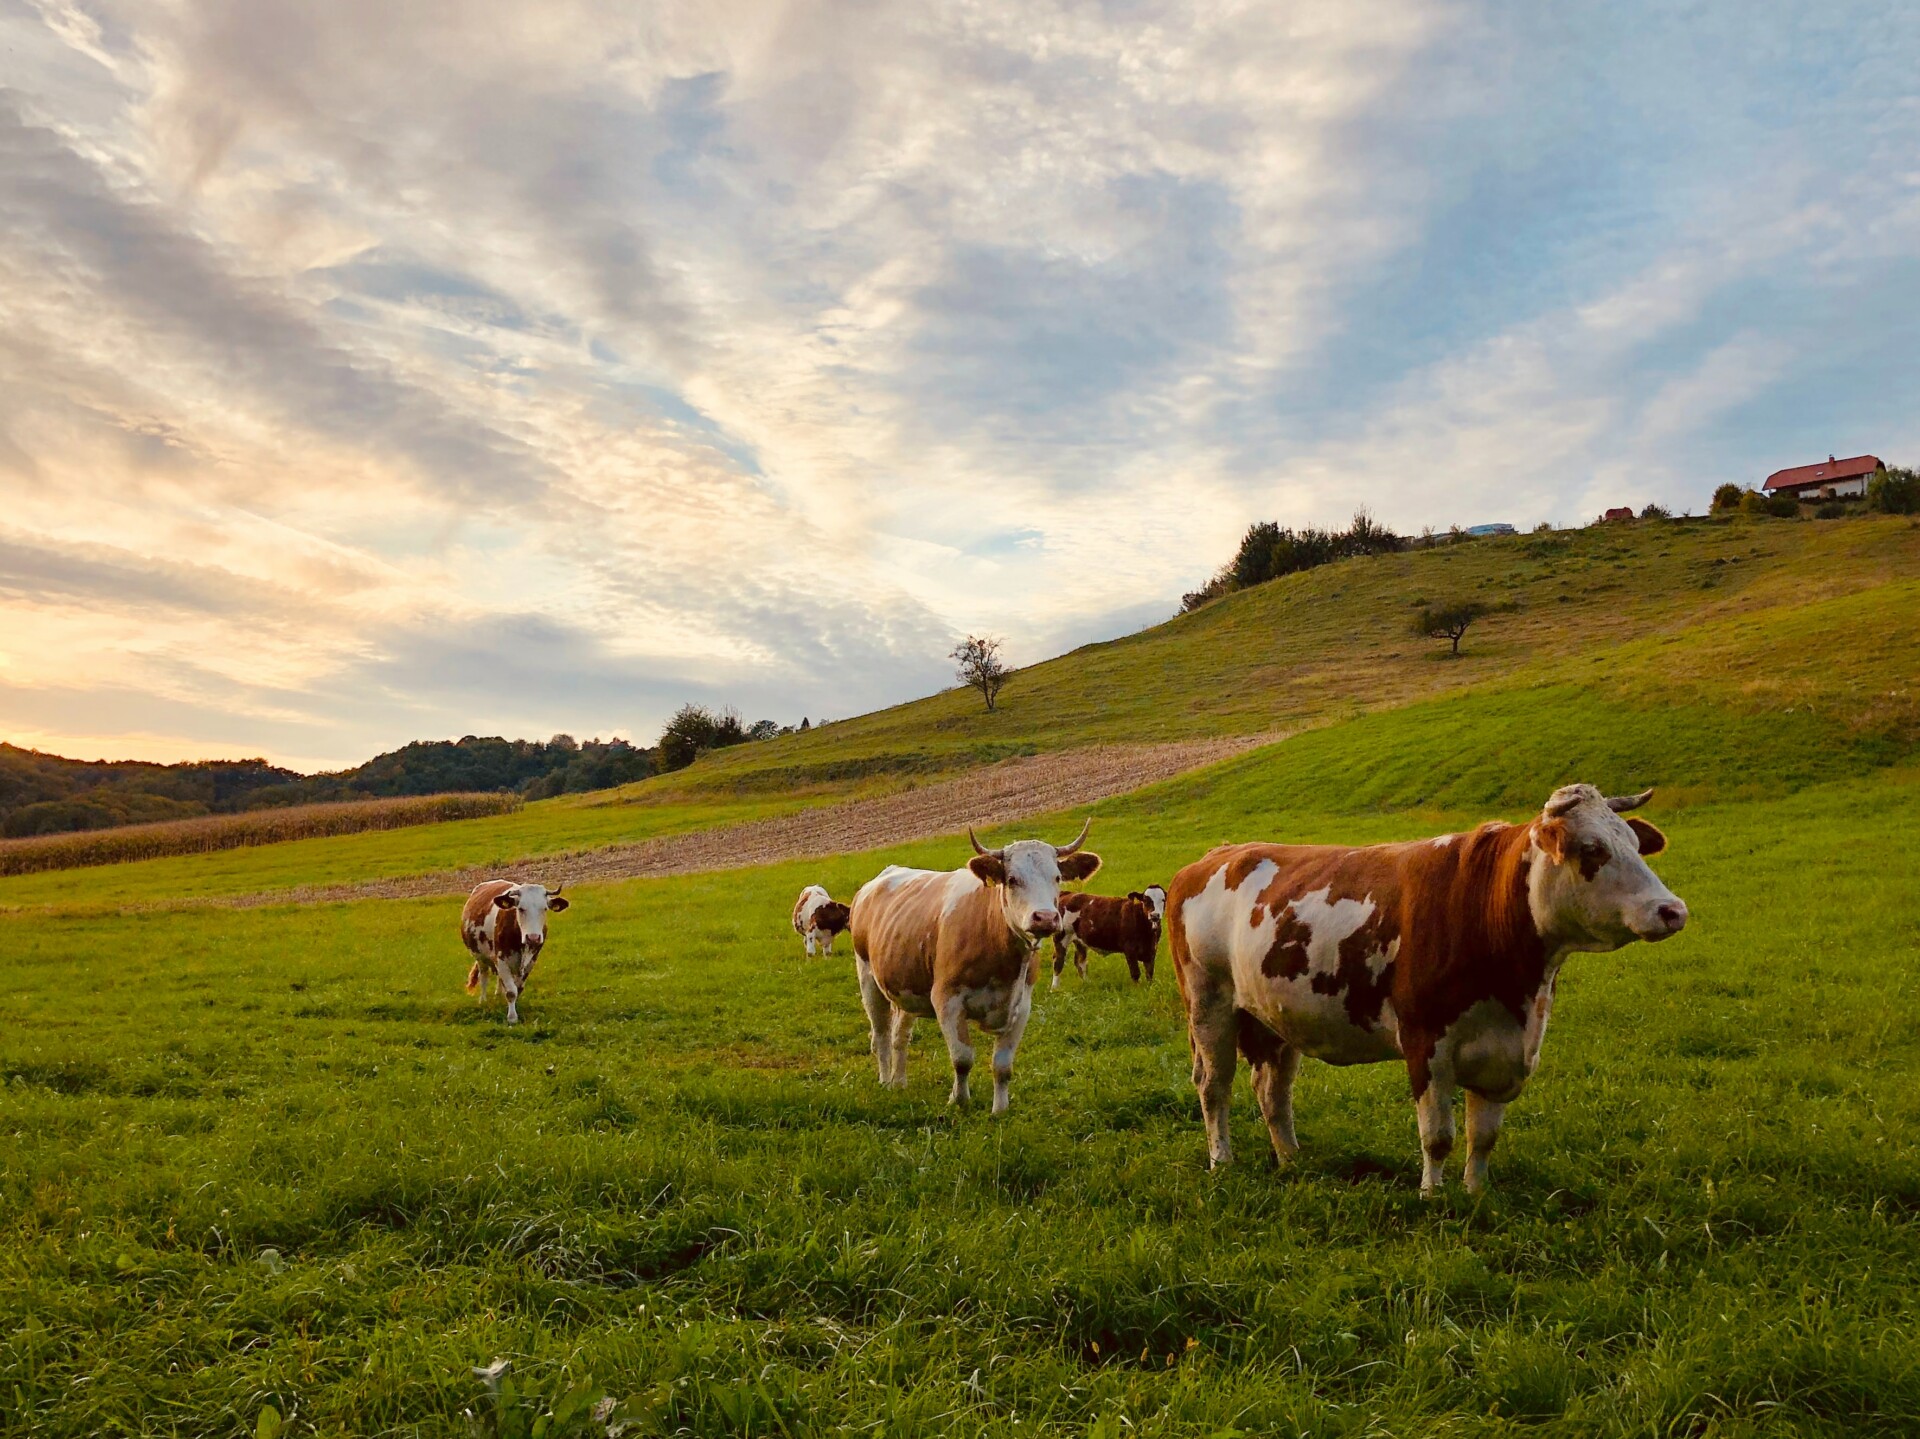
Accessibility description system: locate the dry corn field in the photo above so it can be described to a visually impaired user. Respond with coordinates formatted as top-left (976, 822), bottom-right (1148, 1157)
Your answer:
top-left (0, 792), bottom-right (522, 876)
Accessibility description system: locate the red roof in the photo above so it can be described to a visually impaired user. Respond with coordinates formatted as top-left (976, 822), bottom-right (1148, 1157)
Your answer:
top-left (1764, 454), bottom-right (1882, 491)
top-left (1602, 507), bottom-right (1635, 521)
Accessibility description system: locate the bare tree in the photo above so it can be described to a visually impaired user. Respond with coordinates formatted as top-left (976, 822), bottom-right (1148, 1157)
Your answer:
top-left (1411, 600), bottom-right (1490, 657)
top-left (951, 635), bottom-right (1010, 711)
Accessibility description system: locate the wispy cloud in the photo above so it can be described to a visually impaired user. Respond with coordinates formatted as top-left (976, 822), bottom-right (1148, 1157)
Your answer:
top-left (0, 0), bottom-right (1916, 765)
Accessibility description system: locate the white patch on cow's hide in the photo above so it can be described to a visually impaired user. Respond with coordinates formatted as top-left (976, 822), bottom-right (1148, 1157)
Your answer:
top-left (1431, 833), bottom-right (1455, 848)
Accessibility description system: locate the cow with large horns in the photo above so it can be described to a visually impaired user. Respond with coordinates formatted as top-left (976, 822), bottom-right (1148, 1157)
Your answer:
top-left (848, 819), bottom-right (1101, 1113)
top-left (1166, 784), bottom-right (1687, 1192)
top-left (461, 880), bottom-right (570, 1025)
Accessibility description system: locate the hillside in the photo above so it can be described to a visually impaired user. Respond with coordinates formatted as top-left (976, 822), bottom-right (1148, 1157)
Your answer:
top-left (4, 512), bottom-right (1914, 903)
top-left (645, 512), bottom-right (1920, 796)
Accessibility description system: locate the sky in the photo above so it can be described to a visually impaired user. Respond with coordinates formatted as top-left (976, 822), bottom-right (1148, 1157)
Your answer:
top-left (1, 1), bottom-right (1916, 771)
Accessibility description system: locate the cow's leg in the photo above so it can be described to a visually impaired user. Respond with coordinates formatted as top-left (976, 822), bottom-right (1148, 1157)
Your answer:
top-left (887, 1006), bottom-right (914, 1088)
top-left (1073, 940), bottom-right (1088, 980)
top-left (988, 981), bottom-right (1034, 1116)
top-left (1186, 979), bottom-right (1239, 1168)
top-left (933, 989), bottom-right (976, 1107)
top-left (1413, 1055), bottom-right (1457, 1196)
top-left (804, 931), bottom-right (816, 957)
top-left (486, 955), bottom-right (522, 1024)
top-left (856, 956), bottom-right (893, 1084)
top-left (1463, 1091), bottom-right (1508, 1195)
top-left (1051, 934), bottom-right (1067, 991)
top-left (1124, 950), bottom-right (1141, 983)
top-left (1239, 1012), bottom-right (1300, 1163)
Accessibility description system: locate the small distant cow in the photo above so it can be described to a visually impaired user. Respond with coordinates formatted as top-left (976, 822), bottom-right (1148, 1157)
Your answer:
top-left (1167, 785), bottom-right (1687, 1193)
top-left (849, 819), bottom-right (1100, 1113)
top-left (792, 884), bottom-right (852, 957)
top-left (1051, 884), bottom-right (1166, 987)
top-left (461, 880), bottom-right (569, 1025)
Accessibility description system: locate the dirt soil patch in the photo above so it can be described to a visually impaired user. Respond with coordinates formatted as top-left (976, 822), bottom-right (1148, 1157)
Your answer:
top-left (221, 736), bottom-right (1273, 907)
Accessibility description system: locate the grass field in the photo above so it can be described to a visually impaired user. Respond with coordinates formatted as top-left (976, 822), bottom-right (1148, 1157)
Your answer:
top-left (6, 660), bottom-right (1919, 1434)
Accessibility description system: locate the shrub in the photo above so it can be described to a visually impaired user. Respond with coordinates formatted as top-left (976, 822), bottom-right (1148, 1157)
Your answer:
top-left (1868, 466), bottom-right (1920, 515)
top-left (1767, 492), bottom-right (1800, 518)
top-left (1411, 600), bottom-right (1491, 657)
top-left (1183, 508), bottom-right (1406, 611)
top-left (1739, 490), bottom-right (1772, 517)
top-left (1816, 501), bottom-right (1849, 520)
top-left (655, 705), bottom-right (752, 773)
top-left (1640, 503), bottom-right (1672, 520)
top-left (1711, 482), bottom-right (1744, 512)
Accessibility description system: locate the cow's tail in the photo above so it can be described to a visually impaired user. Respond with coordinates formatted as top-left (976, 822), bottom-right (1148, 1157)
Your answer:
top-left (465, 960), bottom-right (485, 994)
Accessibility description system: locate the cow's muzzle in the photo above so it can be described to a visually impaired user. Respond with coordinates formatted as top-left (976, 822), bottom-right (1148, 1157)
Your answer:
top-left (1638, 900), bottom-right (1688, 941)
top-left (1026, 909), bottom-right (1060, 937)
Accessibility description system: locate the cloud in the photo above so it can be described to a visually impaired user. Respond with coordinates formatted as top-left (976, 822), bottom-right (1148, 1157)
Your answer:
top-left (0, 0), bottom-right (1916, 766)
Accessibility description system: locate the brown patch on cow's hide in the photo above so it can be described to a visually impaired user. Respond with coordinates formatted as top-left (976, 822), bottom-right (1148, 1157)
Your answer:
top-left (1313, 904), bottom-right (1399, 1028)
top-left (813, 900), bottom-right (852, 935)
top-left (1259, 900), bottom-right (1314, 980)
top-left (1576, 843), bottom-right (1609, 881)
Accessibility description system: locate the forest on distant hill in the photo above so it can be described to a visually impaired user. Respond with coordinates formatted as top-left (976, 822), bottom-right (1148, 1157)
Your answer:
top-left (0, 734), bottom-right (648, 838)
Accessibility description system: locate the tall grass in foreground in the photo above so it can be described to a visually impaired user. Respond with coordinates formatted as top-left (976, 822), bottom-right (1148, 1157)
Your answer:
top-left (0, 792), bottom-right (520, 877)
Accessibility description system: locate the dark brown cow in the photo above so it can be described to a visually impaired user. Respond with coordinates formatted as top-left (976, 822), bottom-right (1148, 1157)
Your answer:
top-left (849, 820), bottom-right (1100, 1113)
top-left (1167, 785), bottom-right (1687, 1193)
top-left (461, 880), bottom-right (569, 1025)
top-left (1050, 884), bottom-right (1166, 987)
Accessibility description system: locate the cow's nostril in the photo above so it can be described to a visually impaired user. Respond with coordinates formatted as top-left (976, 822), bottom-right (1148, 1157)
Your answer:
top-left (1030, 910), bottom-right (1059, 935)
top-left (1657, 902), bottom-right (1687, 930)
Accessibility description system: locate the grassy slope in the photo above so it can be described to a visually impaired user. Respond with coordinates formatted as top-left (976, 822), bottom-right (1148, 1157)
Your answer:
top-left (5, 744), bottom-right (1917, 1435)
top-left (7, 514), bottom-right (1915, 910)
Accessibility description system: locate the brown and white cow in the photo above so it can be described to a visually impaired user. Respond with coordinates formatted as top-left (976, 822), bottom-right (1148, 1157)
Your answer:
top-left (792, 884), bottom-right (852, 957)
top-left (461, 880), bottom-right (570, 1025)
top-left (1167, 785), bottom-right (1686, 1193)
top-left (849, 820), bottom-right (1101, 1113)
top-left (1050, 884), bottom-right (1166, 987)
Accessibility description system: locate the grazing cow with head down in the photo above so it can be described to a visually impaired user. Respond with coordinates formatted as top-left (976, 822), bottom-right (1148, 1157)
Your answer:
top-left (849, 819), bottom-right (1101, 1113)
top-left (1167, 785), bottom-right (1687, 1193)
top-left (792, 884), bottom-right (852, 956)
top-left (462, 879), bottom-right (569, 1025)
top-left (1051, 884), bottom-right (1166, 987)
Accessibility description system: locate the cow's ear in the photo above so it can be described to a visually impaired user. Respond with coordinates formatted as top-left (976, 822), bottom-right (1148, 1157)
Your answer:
top-left (1532, 819), bottom-right (1568, 864)
top-left (968, 854), bottom-right (1007, 885)
top-left (1625, 817), bottom-right (1666, 856)
top-left (493, 890), bottom-right (520, 910)
top-left (1059, 851), bottom-right (1102, 882)
top-left (547, 896), bottom-right (570, 912)
top-left (1127, 891), bottom-right (1147, 904)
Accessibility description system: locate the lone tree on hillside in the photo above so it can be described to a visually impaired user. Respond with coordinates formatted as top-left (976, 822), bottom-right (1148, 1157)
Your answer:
top-left (952, 635), bottom-right (1010, 711)
top-left (1412, 600), bottom-right (1490, 657)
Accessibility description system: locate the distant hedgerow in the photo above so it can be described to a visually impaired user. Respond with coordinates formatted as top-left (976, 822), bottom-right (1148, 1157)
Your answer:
top-left (1182, 509), bottom-right (1405, 612)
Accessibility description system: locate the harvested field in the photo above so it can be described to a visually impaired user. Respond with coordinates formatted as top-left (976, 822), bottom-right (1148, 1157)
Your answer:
top-left (219, 736), bottom-right (1270, 906)
top-left (0, 792), bottom-right (522, 877)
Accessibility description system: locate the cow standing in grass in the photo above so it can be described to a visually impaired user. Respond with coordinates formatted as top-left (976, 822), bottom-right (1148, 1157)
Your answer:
top-left (462, 880), bottom-right (569, 1025)
top-left (1051, 885), bottom-right (1166, 987)
top-left (1167, 785), bottom-right (1687, 1193)
top-left (849, 820), bottom-right (1101, 1113)
top-left (791, 884), bottom-right (852, 957)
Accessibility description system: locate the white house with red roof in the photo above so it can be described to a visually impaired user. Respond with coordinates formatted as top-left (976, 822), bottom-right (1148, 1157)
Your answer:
top-left (1763, 453), bottom-right (1883, 502)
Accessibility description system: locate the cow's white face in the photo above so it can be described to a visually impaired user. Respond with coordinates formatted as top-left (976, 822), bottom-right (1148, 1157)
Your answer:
top-left (969, 840), bottom-right (1103, 943)
top-left (1527, 785), bottom-right (1686, 949)
top-left (494, 883), bottom-right (570, 942)
top-left (1142, 885), bottom-right (1167, 928)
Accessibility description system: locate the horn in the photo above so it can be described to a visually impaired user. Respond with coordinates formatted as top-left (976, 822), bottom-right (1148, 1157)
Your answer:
top-left (1606, 789), bottom-right (1654, 813)
top-left (1054, 817), bottom-right (1092, 857)
top-left (548, 881), bottom-right (563, 897)
top-left (967, 826), bottom-right (1003, 859)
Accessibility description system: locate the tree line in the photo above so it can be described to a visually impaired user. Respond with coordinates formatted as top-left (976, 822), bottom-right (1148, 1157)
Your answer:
top-left (0, 702), bottom-right (811, 839)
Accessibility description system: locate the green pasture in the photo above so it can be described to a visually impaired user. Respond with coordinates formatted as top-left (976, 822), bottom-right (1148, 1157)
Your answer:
top-left (6, 692), bottom-right (1919, 1434)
